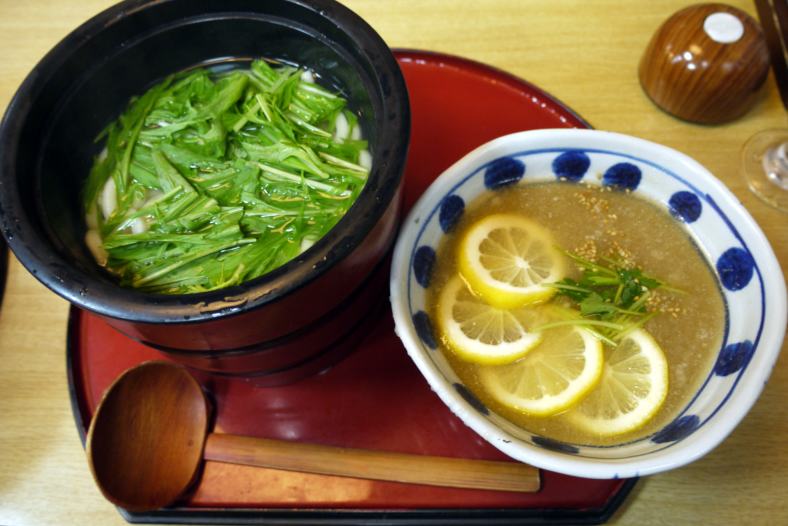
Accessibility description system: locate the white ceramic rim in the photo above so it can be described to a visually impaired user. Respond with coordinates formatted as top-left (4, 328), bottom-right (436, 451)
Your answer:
top-left (390, 128), bottom-right (787, 479)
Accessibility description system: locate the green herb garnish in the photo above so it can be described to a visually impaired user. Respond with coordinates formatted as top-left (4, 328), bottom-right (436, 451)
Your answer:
top-left (83, 60), bottom-right (369, 294)
top-left (540, 251), bottom-right (675, 345)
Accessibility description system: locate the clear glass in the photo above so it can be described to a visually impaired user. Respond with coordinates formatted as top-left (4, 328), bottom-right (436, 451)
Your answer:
top-left (741, 128), bottom-right (788, 211)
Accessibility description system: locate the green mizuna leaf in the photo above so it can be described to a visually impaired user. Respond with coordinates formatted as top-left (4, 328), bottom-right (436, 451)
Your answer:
top-left (550, 250), bottom-right (678, 343)
top-left (84, 59), bottom-right (369, 294)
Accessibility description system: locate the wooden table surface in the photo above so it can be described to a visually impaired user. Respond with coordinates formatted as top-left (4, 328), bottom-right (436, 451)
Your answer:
top-left (0, 1), bottom-right (785, 524)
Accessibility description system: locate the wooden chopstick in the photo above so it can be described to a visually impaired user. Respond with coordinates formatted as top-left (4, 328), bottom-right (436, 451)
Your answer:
top-left (204, 433), bottom-right (541, 493)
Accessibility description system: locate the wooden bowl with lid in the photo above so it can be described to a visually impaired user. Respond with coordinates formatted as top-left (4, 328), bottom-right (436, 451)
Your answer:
top-left (0, 0), bottom-right (410, 384)
top-left (639, 3), bottom-right (770, 124)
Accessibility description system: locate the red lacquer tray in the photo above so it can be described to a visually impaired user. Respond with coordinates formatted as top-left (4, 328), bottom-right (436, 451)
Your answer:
top-left (67, 50), bottom-right (636, 524)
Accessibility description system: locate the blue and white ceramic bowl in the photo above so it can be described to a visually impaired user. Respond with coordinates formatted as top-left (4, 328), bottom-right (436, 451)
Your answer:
top-left (389, 129), bottom-right (787, 479)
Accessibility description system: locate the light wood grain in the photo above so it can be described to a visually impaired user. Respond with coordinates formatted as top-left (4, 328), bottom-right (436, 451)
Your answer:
top-left (204, 434), bottom-right (540, 493)
top-left (639, 4), bottom-right (770, 123)
top-left (0, 1), bottom-right (785, 525)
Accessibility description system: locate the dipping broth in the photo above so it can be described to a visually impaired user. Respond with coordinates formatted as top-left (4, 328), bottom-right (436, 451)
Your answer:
top-left (427, 182), bottom-right (725, 446)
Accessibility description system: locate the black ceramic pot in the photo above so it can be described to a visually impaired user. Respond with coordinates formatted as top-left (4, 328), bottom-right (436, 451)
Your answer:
top-left (0, 0), bottom-right (410, 382)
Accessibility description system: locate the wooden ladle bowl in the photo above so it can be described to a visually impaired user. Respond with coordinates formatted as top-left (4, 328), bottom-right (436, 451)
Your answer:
top-left (86, 361), bottom-right (209, 511)
top-left (86, 361), bottom-right (540, 512)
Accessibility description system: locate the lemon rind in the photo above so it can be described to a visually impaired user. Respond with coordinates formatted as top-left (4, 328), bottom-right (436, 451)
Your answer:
top-left (478, 326), bottom-right (604, 416)
top-left (437, 275), bottom-right (544, 365)
top-left (564, 328), bottom-right (669, 436)
top-left (458, 214), bottom-right (565, 309)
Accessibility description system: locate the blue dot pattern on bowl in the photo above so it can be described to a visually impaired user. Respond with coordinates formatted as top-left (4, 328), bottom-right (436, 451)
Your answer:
top-left (532, 436), bottom-right (580, 454)
top-left (716, 247), bottom-right (755, 291)
top-left (602, 162), bottom-right (641, 191)
top-left (439, 194), bottom-right (465, 233)
top-left (552, 150), bottom-right (590, 182)
top-left (413, 245), bottom-right (436, 288)
top-left (484, 156), bottom-right (525, 189)
top-left (412, 311), bottom-right (437, 350)
top-left (668, 191), bottom-right (702, 223)
top-left (453, 383), bottom-right (489, 415)
top-left (406, 147), bottom-right (765, 460)
top-left (714, 340), bottom-right (754, 377)
top-left (651, 415), bottom-right (701, 444)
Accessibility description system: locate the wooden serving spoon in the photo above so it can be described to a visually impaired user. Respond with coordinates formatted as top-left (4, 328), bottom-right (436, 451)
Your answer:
top-left (86, 361), bottom-right (540, 512)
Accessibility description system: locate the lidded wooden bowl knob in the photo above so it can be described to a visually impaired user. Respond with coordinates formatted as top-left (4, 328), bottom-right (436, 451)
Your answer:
top-left (639, 3), bottom-right (770, 124)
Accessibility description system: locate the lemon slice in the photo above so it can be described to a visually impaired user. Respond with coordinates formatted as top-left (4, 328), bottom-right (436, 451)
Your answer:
top-left (564, 328), bottom-right (669, 436)
top-left (477, 324), bottom-right (603, 416)
top-left (458, 214), bottom-right (565, 308)
top-left (437, 275), bottom-right (543, 364)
